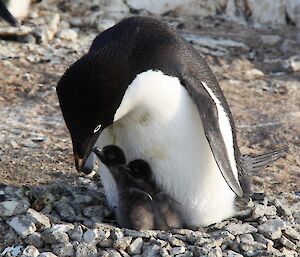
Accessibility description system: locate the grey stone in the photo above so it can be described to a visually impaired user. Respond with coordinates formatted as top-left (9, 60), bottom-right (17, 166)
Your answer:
top-left (42, 228), bottom-right (69, 244)
top-left (211, 230), bottom-right (235, 241)
top-left (279, 235), bottom-right (297, 250)
top-left (261, 35), bottom-right (282, 46)
top-left (83, 229), bottom-right (98, 243)
top-left (252, 204), bottom-right (277, 219)
top-left (208, 247), bottom-right (222, 257)
top-left (0, 200), bottom-right (30, 217)
top-left (123, 228), bottom-right (154, 238)
top-left (127, 237), bottom-right (144, 255)
top-left (226, 250), bottom-right (244, 257)
top-left (73, 242), bottom-right (97, 257)
top-left (142, 243), bottom-right (160, 257)
top-left (113, 236), bottom-right (132, 251)
top-left (273, 199), bottom-right (293, 216)
top-left (25, 232), bottom-right (44, 248)
top-left (168, 236), bottom-right (185, 247)
top-left (247, 0), bottom-right (286, 25)
top-left (83, 205), bottom-right (103, 219)
top-left (26, 208), bottom-right (51, 229)
top-left (97, 19), bottom-right (116, 32)
top-left (8, 215), bottom-right (36, 238)
top-left (57, 29), bottom-right (78, 41)
top-left (54, 202), bottom-right (76, 222)
top-left (106, 249), bottom-right (122, 257)
top-left (160, 247), bottom-right (169, 257)
top-left (258, 219), bottom-right (285, 240)
top-left (225, 222), bottom-right (257, 235)
top-left (170, 246), bottom-right (185, 255)
top-left (282, 55), bottom-right (300, 72)
top-left (68, 224), bottom-right (83, 242)
top-left (252, 233), bottom-right (274, 248)
top-left (21, 245), bottom-right (40, 257)
top-left (283, 227), bottom-right (300, 241)
top-left (52, 242), bottom-right (74, 256)
top-left (111, 228), bottom-right (124, 240)
top-left (177, 252), bottom-right (193, 257)
top-left (98, 238), bottom-right (113, 248)
top-left (38, 253), bottom-right (58, 257)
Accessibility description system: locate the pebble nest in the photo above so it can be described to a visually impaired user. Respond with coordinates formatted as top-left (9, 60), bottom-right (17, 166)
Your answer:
top-left (0, 175), bottom-right (299, 257)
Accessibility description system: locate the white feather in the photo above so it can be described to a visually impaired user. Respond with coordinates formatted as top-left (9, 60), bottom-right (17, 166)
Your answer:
top-left (96, 70), bottom-right (236, 226)
top-left (7, 0), bottom-right (30, 19)
top-left (201, 81), bottom-right (239, 183)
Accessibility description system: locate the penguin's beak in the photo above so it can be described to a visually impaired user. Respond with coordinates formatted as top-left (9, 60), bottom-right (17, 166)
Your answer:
top-left (91, 147), bottom-right (106, 162)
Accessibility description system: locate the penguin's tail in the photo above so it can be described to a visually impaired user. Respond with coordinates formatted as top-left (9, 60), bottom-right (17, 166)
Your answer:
top-left (0, 0), bottom-right (19, 27)
top-left (242, 146), bottom-right (288, 173)
top-left (238, 146), bottom-right (288, 198)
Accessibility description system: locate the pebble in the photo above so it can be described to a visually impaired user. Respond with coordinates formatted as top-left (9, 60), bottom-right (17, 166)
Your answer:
top-left (52, 242), bottom-right (74, 256)
top-left (42, 228), bottom-right (69, 244)
top-left (83, 205), bottom-right (103, 218)
top-left (252, 204), bottom-right (277, 219)
top-left (113, 236), bottom-right (132, 251)
top-left (73, 242), bottom-right (97, 257)
top-left (21, 245), bottom-right (40, 257)
top-left (282, 55), bottom-right (300, 72)
top-left (7, 216), bottom-right (37, 238)
top-left (26, 208), bottom-right (51, 229)
top-left (38, 252), bottom-right (58, 257)
top-left (57, 29), bottom-right (78, 41)
top-left (261, 35), bottom-right (282, 46)
top-left (83, 229), bottom-right (98, 243)
top-left (68, 224), bottom-right (83, 241)
top-left (0, 200), bottom-right (30, 217)
top-left (226, 250), bottom-right (244, 257)
top-left (142, 244), bottom-right (161, 257)
top-left (1, 181), bottom-right (299, 256)
top-left (258, 218), bottom-right (285, 240)
top-left (53, 202), bottom-right (76, 222)
top-left (170, 246), bottom-right (186, 255)
top-left (127, 237), bottom-right (144, 255)
top-left (96, 19), bottom-right (116, 32)
top-left (279, 235), bottom-right (297, 251)
top-left (283, 227), bottom-right (300, 241)
top-left (225, 222), bottom-right (257, 235)
top-left (25, 232), bottom-right (44, 248)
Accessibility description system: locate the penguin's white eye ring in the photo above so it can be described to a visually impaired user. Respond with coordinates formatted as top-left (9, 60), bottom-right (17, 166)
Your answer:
top-left (93, 124), bottom-right (101, 133)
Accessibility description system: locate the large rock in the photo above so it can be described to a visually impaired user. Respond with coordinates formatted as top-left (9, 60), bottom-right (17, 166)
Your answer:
top-left (246, 0), bottom-right (286, 25)
top-left (126, 0), bottom-right (226, 16)
top-left (285, 0), bottom-right (300, 27)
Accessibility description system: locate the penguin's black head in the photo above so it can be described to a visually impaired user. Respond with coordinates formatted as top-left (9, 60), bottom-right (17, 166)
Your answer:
top-left (92, 145), bottom-right (126, 167)
top-left (127, 159), bottom-right (153, 181)
top-left (56, 52), bottom-right (129, 173)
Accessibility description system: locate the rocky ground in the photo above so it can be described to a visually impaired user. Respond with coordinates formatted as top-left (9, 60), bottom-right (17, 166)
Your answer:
top-left (0, 0), bottom-right (299, 256)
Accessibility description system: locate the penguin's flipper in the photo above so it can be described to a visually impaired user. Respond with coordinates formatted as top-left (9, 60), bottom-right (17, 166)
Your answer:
top-left (182, 76), bottom-right (243, 197)
top-left (242, 146), bottom-right (288, 173)
top-left (0, 0), bottom-right (19, 27)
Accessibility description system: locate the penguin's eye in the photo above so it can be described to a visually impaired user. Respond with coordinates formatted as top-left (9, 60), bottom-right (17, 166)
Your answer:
top-left (93, 124), bottom-right (101, 133)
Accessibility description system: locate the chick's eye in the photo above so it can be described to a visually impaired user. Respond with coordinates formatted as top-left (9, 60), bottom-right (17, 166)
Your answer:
top-left (93, 124), bottom-right (101, 133)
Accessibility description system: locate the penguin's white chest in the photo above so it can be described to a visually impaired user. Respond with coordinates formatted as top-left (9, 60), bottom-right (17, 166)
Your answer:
top-left (97, 70), bottom-right (236, 226)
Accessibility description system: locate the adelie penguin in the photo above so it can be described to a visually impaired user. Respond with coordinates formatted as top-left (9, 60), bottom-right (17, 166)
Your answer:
top-left (57, 16), bottom-right (287, 226)
top-left (92, 145), bottom-right (182, 230)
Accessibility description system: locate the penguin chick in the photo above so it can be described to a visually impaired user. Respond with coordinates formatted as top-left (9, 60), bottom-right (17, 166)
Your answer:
top-left (92, 145), bottom-right (182, 230)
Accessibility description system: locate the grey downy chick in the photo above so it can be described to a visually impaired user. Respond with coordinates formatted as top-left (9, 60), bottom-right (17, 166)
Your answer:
top-left (92, 145), bottom-right (182, 230)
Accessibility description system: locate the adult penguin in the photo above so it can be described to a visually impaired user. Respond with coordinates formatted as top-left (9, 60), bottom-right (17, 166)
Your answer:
top-left (57, 16), bottom-right (286, 226)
